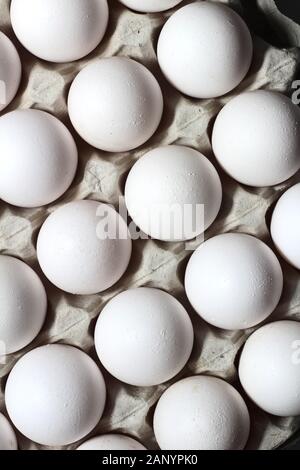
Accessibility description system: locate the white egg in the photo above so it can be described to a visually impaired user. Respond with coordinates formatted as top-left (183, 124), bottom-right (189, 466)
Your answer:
top-left (5, 344), bottom-right (106, 446)
top-left (154, 375), bottom-right (250, 450)
top-left (157, 2), bottom-right (252, 98)
top-left (185, 233), bottom-right (283, 330)
top-left (0, 109), bottom-right (78, 208)
top-left (212, 90), bottom-right (300, 187)
top-left (10, 0), bottom-right (109, 63)
top-left (271, 184), bottom-right (300, 270)
top-left (0, 413), bottom-right (17, 450)
top-left (37, 200), bottom-right (132, 295)
top-left (68, 57), bottom-right (163, 152)
top-left (125, 145), bottom-right (222, 241)
top-left (119, 0), bottom-right (183, 13)
top-left (77, 434), bottom-right (146, 450)
top-left (94, 288), bottom-right (194, 387)
top-left (0, 32), bottom-right (21, 112)
top-left (239, 320), bottom-right (300, 416)
top-left (0, 255), bottom-right (47, 355)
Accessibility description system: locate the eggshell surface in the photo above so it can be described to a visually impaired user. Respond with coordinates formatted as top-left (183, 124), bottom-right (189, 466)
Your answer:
top-left (0, 31), bottom-right (21, 112)
top-left (5, 344), bottom-right (106, 446)
top-left (0, 109), bottom-right (78, 208)
top-left (68, 57), bottom-right (163, 152)
top-left (125, 145), bottom-right (222, 241)
top-left (77, 434), bottom-right (146, 450)
top-left (0, 255), bottom-right (47, 355)
top-left (37, 200), bottom-right (132, 295)
top-left (185, 233), bottom-right (283, 330)
top-left (212, 90), bottom-right (300, 187)
top-left (119, 0), bottom-right (183, 13)
top-left (154, 375), bottom-right (250, 450)
top-left (271, 183), bottom-right (300, 269)
top-left (95, 288), bottom-right (194, 386)
top-left (157, 2), bottom-right (252, 98)
top-left (10, 0), bottom-right (109, 63)
top-left (0, 413), bottom-right (17, 450)
top-left (239, 320), bottom-right (300, 416)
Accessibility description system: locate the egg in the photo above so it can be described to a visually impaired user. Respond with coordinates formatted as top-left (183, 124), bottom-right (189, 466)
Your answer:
top-left (68, 57), bottom-right (163, 152)
top-left (5, 344), bottom-right (106, 446)
top-left (157, 2), bottom-right (252, 98)
top-left (119, 0), bottom-right (183, 13)
top-left (94, 287), bottom-right (194, 387)
top-left (185, 233), bottom-right (283, 330)
top-left (0, 109), bottom-right (78, 208)
top-left (239, 320), bottom-right (300, 416)
top-left (0, 255), bottom-right (47, 355)
top-left (77, 434), bottom-right (146, 450)
top-left (212, 90), bottom-right (300, 187)
top-left (271, 183), bottom-right (300, 269)
top-left (37, 200), bottom-right (132, 295)
top-left (10, 0), bottom-right (109, 63)
top-left (153, 375), bottom-right (250, 450)
top-left (0, 413), bottom-right (17, 450)
top-left (0, 32), bottom-right (21, 112)
top-left (125, 145), bottom-right (222, 241)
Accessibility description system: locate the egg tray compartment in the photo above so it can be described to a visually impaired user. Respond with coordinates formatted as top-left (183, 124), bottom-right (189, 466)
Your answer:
top-left (1, 0), bottom-right (300, 450)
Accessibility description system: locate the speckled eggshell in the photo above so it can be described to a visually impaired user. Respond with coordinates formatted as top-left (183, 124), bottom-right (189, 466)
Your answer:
top-left (94, 287), bottom-right (194, 387)
top-left (125, 145), bottom-right (222, 241)
top-left (37, 200), bottom-right (132, 295)
top-left (68, 57), bottom-right (163, 152)
top-left (157, 2), bottom-right (253, 98)
top-left (5, 344), bottom-right (106, 446)
top-left (10, 0), bottom-right (109, 63)
top-left (0, 31), bottom-right (21, 112)
top-left (77, 434), bottom-right (146, 450)
top-left (0, 413), bottom-right (17, 450)
top-left (0, 109), bottom-right (78, 208)
top-left (271, 183), bottom-right (300, 269)
top-left (119, 0), bottom-right (183, 13)
top-left (185, 233), bottom-right (283, 330)
top-left (153, 375), bottom-right (250, 450)
top-left (239, 320), bottom-right (300, 417)
top-left (212, 90), bottom-right (300, 187)
top-left (0, 255), bottom-right (47, 355)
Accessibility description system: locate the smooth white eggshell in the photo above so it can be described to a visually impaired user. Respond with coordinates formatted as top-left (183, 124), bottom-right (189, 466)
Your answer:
top-left (119, 0), bottom-right (183, 13)
top-left (125, 145), bottom-right (222, 241)
top-left (0, 413), bottom-right (17, 450)
top-left (157, 2), bottom-right (252, 98)
top-left (271, 183), bottom-right (300, 269)
top-left (95, 287), bottom-right (194, 387)
top-left (239, 320), bottom-right (300, 416)
top-left (68, 57), bottom-right (163, 152)
top-left (77, 434), bottom-right (146, 450)
top-left (154, 375), bottom-right (250, 450)
top-left (185, 233), bottom-right (283, 330)
top-left (0, 109), bottom-right (78, 208)
top-left (0, 32), bottom-right (21, 112)
top-left (0, 255), bottom-right (47, 355)
top-left (212, 90), bottom-right (300, 187)
top-left (5, 344), bottom-right (106, 446)
top-left (10, 0), bottom-right (109, 63)
top-left (37, 200), bottom-right (132, 295)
